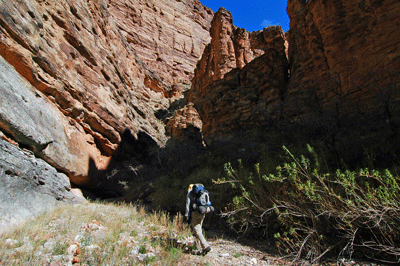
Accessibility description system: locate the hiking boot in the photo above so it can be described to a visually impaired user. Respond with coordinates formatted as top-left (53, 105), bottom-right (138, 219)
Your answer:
top-left (202, 246), bottom-right (211, 256)
top-left (192, 249), bottom-right (203, 256)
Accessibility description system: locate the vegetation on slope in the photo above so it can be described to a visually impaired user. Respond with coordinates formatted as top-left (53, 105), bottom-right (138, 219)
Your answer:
top-left (0, 202), bottom-right (192, 265)
top-left (216, 145), bottom-right (400, 264)
top-left (131, 133), bottom-right (400, 264)
top-left (3, 141), bottom-right (399, 265)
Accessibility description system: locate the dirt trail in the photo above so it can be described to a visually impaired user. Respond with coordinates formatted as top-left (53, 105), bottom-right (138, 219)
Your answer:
top-left (178, 229), bottom-right (284, 266)
top-left (180, 238), bottom-right (279, 265)
top-left (178, 230), bottom-right (383, 266)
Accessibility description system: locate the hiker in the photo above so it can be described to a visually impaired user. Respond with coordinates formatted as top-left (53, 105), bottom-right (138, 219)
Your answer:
top-left (185, 183), bottom-right (214, 256)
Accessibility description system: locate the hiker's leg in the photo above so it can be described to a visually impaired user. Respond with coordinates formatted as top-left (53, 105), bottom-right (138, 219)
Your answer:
top-left (190, 211), bottom-right (209, 249)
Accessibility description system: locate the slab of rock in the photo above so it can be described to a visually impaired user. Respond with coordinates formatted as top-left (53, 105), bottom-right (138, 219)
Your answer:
top-left (190, 8), bottom-right (288, 100)
top-left (286, 0), bottom-right (400, 120)
top-left (0, 55), bottom-right (107, 181)
top-left (0, 137), bottom-right (85, 232)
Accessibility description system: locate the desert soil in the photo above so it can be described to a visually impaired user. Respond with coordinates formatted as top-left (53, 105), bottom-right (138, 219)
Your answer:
top-left (177, 230), bottom-right (383, 266)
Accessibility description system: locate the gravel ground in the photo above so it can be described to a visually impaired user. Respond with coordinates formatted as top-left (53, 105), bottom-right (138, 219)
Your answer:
top-left (179, 238), bottom-right (279, 266)
top-left (178, 230), bottom-right (386, 266)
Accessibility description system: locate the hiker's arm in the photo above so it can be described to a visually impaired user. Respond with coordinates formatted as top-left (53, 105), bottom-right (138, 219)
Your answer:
top-left (185, 184), bottom-right (195, 221)
top-left (185, 190), bottom-right (192, 220)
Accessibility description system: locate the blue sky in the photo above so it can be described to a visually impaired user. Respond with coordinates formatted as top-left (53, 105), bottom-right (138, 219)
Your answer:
top-left (199, 0), bottom-right (290, 32)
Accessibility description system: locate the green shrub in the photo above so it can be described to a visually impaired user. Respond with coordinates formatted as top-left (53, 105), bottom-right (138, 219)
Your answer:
top-left (139, 244), bottom-right (147, 254)
top-left (216, 145), bottom-right (400, 263)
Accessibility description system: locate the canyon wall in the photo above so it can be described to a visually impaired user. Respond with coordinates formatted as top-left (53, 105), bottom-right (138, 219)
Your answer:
top-left (184, 8), bottom-right (289, 141)
top-left (190, 8), bottom-right (288, 100)
top-left (0, 0), bottom-right (212, 187)
top-left (108, 0), bottom-right (213, 91)
top-left (284, 0), bottom-right (400, 164)
top-left (184, 0), bottom-right (400, 164)
top-left (286, 0), bottom-right (400, 120)
top-left (1, 0), bottom-right (400, 227)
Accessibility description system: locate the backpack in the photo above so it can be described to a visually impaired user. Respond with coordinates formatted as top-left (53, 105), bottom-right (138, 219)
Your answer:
top-left (192, 184), bottom-right (211, 207)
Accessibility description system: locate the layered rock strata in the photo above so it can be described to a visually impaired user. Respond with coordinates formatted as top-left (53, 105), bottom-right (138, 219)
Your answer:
top-left (184, 0), bottom-right (400, 165)
top-left (108, 0), bottom-right (213, 90)
top-left (0, 0), bottom-right (212, 185)
top-left (283, 0), bottom-right (400, 164)
top-left (0, 55), bottom-right (100, 178)
top-left (286, 0), bottom-right (400, 121)
top-left (190, 8), bottom-right (288, 97)
top-left (1, 0), bottom-right (400, 215)
top-left (166, 103), bottom-right (203, 140)
top-left (184, 8), bottom-right (289, 141)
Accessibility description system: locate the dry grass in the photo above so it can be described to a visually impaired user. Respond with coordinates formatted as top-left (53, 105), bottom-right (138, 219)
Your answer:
top-left (0, 201), bottom-right (194, 265)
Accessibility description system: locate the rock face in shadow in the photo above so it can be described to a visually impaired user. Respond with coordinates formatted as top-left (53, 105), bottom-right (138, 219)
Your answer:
top-left (182, 0), bottom-right (400, 165)
top-left (285, 0), bottom-right (400, 121)
top-left (0, 137), bottom-right (85, 231)
top-left (283, 0), bottom-right (400, 165)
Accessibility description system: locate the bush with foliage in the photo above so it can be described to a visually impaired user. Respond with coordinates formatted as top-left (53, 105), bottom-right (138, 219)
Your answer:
top-left (216, 145), bottom-right (400, 263)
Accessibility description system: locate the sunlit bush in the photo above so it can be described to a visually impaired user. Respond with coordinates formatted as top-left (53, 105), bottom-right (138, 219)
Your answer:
top-left (216, 145), bottom-right (400, 263)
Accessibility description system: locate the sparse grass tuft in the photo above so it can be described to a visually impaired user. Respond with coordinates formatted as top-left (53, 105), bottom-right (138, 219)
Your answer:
top-left (233, 251), bottom-right (243, 258)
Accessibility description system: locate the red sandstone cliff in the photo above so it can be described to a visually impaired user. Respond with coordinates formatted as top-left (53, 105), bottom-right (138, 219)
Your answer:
top-left (183, 0), bottom-right (400, 146)
top-left (179, 0), bottom-right (400, 166)
top-left (108, 0), bottom-right (213, 93)
top-left (190, 8), bottom-right (288, 99)
top-left (1, 0), bottom-right (400, 194)
top-left (183, 8), bottom-right (289, 141)
top-left (283, 0), bottom-right (400, 164)
top-left (286, 0), bottom-right (400, 120)
top-left (0, 0), bottom-right (212, 185)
